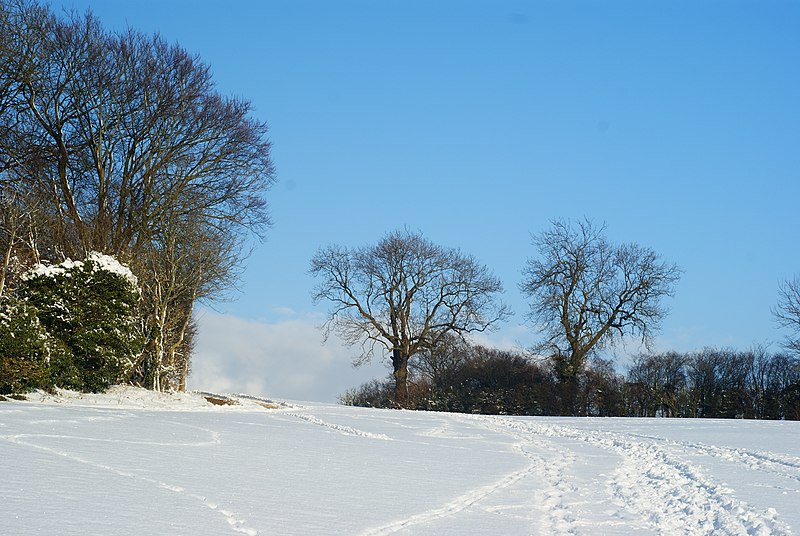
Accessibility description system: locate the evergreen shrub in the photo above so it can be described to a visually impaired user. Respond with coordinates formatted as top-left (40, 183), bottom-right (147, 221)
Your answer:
top-left (17, 252), bottom-right (143, 392)
top-left (0, 297), bottom-right (67, 393)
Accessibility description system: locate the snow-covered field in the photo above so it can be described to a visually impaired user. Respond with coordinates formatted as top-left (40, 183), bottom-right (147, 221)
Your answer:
top-left (2, 387), bottom-right (798, 535)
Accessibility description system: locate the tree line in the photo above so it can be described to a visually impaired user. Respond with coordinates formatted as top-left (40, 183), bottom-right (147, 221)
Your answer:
top-left (313, 224), bottom-right (799, 418)
top-left (340, 341), bottom-right (800, 420)
top-left (0, 0), bottom-right (273, 392)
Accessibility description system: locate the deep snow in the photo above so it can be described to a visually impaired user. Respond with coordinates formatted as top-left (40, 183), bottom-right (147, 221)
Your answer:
top-left (1, 387), bottom-right (798, 535)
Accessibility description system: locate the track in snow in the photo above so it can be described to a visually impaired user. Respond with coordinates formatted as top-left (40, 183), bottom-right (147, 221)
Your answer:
top-left (356, 413), bottom-right (794, 535)
top-left (470, 415), bottom-right (792, 535)
top-left (1, 414), bottom-right (258, 536)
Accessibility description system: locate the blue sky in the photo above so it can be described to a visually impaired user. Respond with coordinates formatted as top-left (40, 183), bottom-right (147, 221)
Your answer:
top-left (55, 0), bottom-right (799, 401)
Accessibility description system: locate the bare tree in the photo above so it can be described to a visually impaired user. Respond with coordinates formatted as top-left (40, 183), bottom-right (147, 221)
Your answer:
top-left (311, 229), bottom-right (510, 406)
top-left (0, 1), bottom-right (275, 390)
top-left (410, 332), bottom-right (470, 389)
top-left (521, 219), bottom-right (682, 398)
top-left (774, 276), bottom-right (800, 355)
top-left (1, 7), bottom-right (273, 255)
top-left (131, 213), bottom-right (243, 391)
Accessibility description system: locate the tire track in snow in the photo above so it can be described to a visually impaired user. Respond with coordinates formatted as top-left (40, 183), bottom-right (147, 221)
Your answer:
top-left (3, 429), bottom-right (221, 448)
top-left (480, 417), bottom-right (791, 535)
top-left (0, 431), bottom-right (258, 536)
top-left (357, 450), bottom-right (541, 536)
top-left (286, 412), bottom-right (393, 440)
top-left (357, 414), bottom-right (579, 536)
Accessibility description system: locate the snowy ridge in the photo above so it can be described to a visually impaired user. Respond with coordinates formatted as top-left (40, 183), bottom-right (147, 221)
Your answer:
top-left (196, 391), bottom-right (292, 410)
top-left (28, 386), bottom-right (222, 410)
top-left (26, 387), bottom-right (292, 412)
top-left (228, 393), bottom-right (292, 408)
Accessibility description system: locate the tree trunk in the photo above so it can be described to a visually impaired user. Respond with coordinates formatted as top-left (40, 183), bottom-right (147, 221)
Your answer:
top-left (558, 376), bottom-right (580, 416)
top-left (0, 227), bottom-right (14, 297)
top-left (167, 301), bottom-right (194, 392)
top-left (392, 348), bottom-right (409, 408)
top-left (554, 351), bottom-right (585, 416)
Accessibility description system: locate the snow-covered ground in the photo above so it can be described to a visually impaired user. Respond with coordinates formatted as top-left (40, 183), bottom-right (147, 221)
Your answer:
top-left (2, 387), bottom-right (798, 535)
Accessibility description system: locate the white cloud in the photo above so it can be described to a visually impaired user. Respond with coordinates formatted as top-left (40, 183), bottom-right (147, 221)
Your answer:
top-left (188, 308), bottom-right (389, 402)
top-left (188, 310), bottom-right (547, 403)
top-left (469, 323), bottom-right (534, 352)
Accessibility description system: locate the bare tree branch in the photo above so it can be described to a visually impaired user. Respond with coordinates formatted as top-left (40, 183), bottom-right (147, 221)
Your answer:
top-left (774, 276), bottom-right (800, 355)
top-left (521, 218), bottom-right (682, 393)
top-left (310, 229), bottom-right (510, 406)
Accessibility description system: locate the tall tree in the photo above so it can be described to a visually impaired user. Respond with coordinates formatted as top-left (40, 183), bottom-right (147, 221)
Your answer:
top-left (0, 1), bottom-right (275, 390)
top-left (521, 219), bottom-right (681, 411)
top-left (774, 276), bottom-right (800, 356)
top-left (311, 229), bottom-right (510, 406)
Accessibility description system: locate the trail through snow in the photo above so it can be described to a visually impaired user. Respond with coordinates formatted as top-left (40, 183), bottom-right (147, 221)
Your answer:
top-left (1, 388), bottom-right (798, 535)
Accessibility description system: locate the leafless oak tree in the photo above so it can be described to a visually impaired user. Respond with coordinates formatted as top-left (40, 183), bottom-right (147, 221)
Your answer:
top-left (311, 229), bottom-right (510, 406)
top-left (774, 276), bottom-right (800, 355)
top-left (521, 219), bottom-right (682, 392)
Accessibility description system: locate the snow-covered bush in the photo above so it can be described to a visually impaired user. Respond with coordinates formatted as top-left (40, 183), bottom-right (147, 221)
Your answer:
top-left (0, 296), bottom-right (70, 394)
top-left (18, 252), bottom-right (143, 392)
